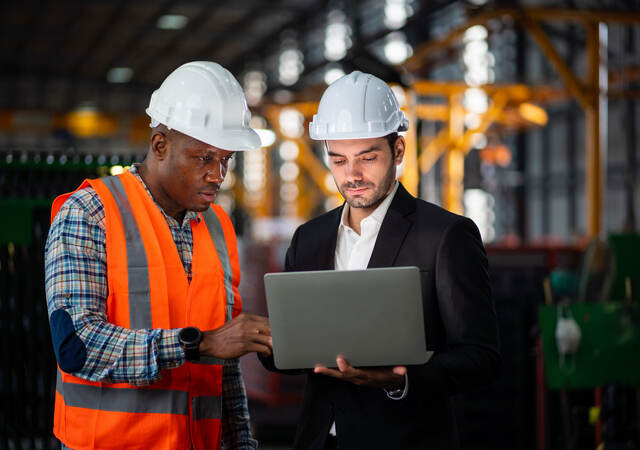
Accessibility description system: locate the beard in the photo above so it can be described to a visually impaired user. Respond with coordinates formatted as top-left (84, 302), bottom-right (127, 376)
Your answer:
top-left (338, 162), bottom-right (396, 209)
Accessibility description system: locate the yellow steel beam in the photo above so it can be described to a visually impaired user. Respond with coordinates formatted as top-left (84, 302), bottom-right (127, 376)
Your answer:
top-left (400, 90), bottom-right (420, 197)
top-left (522, 7), bottom-right (640, 25)
top-left (418, 90), bottom-right (509, 174)
top-left (585, 21), bottom-right (605, 238)
top-left (416, 104), bottom-right (449, 122)
top-left (229, 171), bottom-right (249, 213)
top-left (521, 15), bottom-right (591, 109)
top-left (295, 138), bottom-right (336, 198)
top-left (405, 7), bottom-right (640, 72)
top-left (413, 81), bottom-right (527, 99)
top-left (412, 81), bottom-right (566, 104)
top-left (405, 9), bottom-right (499, 72)
top-left (607, 90), bottom-right (640, 99)
top-left (459, 92), bottom-right (509, 152)
top-left (261, 148), bottom-right (273, 218)
top-left (442, 93), bottom-right (465, 215)
top-left (419, 126), bottom-right (450, 174)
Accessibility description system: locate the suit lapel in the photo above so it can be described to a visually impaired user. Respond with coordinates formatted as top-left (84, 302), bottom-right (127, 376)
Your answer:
top-left (367, 183), bottom-right (416, 269)
top-left (316, 205), bottom-right (342, 270)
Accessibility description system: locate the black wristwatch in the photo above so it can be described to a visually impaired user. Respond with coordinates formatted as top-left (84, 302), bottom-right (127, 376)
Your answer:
top-left (179, 326), bottom-right (202, 362)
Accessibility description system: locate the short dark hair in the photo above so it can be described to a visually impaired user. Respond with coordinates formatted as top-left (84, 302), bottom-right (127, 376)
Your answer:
top-left (385, 132), bottom-right (398, 157)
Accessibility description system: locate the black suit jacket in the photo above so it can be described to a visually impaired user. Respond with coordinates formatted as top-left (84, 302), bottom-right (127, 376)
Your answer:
top-left (261, 183), bottom-right (501, 450)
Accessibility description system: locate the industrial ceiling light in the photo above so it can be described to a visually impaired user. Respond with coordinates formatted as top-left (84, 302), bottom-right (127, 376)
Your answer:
top-left (244, 70), bottom-right (267, 106)
top-left (157, 14), bottom-right (189, 30)
top-left (463, 189), bottom-right (495, 242)
top-left (249, 115), bottom-right (276, 147)
top-left (106, 67), bottom-right (133, 83)
top-left (255, 129), bottom-right (277, 147)
top-left (384, 32), bottom-right (412, 64)
top-left (279, 141), bottom-right (299, 161)
top-left (324, 10), bottom-right (352, 61)
top-left (279, 108), bottom-right (304, 138)
top-left (462, 24), bottom-right (494, 86)
top-left (279, 39), bottom-right (304, 86)
top-left (384, 0), bottom-right (413, 30)
top-left (464, 87), bottom-right (488, 114)
top-left (324, 66), bottom-right (345, 85)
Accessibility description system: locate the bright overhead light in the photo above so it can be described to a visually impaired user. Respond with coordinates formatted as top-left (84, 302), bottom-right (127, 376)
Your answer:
top-left (279, 162), bottom-right (300, 181)
top-left (280, 182), bottom-right (299, 202)
top-left (463, 25), bottom-right (488, 43)
top-left (384, 32), bottom-right (412, 64)
top-left (255, 129), bottom-right (276, 147)
top-left (106, 67), bottom-right (133, 83)
top-left (324, 10), bottom-right (352, 61)
top-left (279, 40), bottom-right (304, 86)
top-left (110, 165), bottom-right (124, 176)
top-left (243, 70), bottom-right (266, 107)
top-left (279, 108), bottom-right (305, 139)
top-left (384, 0), bottom-right (412, 30)
top-left (464, 88), bottom-right (488, 114)
top-left (462, 24), bottom-right (494, 87)
top-left (279, 141), bottom-right (299, 160)
top-left (324, 66), bottom-right (345, 85)
top-left (157, 14), bottom-right (189, 30)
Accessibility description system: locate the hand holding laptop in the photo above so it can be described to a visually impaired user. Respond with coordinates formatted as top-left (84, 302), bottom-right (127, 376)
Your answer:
top-left (314, 356), bottom-right (407, 390)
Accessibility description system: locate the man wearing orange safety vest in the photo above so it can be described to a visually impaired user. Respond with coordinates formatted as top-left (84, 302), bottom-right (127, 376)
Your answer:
top-left (45, 61), bottom-right (272, 450)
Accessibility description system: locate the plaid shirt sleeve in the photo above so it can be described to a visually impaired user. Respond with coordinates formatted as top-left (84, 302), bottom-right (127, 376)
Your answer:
top-left (44, 187), bottom-right (185, 385)
top-left (222, 359), bottom-right (258, 449)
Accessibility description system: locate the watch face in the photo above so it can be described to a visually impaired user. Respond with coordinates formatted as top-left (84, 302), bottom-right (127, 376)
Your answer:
top-left (181, 327), bottom-right (200, 343)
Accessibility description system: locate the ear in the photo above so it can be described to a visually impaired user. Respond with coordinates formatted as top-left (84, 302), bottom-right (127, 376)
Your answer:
top-left (393, 136), bottom-right (406, 165)
top-left (150, 131), bottom-right (169, 160)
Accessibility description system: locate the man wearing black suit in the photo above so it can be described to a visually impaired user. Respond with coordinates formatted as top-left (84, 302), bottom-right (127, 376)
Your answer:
top-left (261, 71), bottom-right (500, 449)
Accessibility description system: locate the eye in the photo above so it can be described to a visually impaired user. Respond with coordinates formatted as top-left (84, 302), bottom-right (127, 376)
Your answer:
top-left (197, 154), bottom-right (212, 162)
top-left (362, 156), bottom-right (376, 162)
top-left (331, 159), bottom-right (346, 166)
top-left (222, 155), bottom-right (234, 163)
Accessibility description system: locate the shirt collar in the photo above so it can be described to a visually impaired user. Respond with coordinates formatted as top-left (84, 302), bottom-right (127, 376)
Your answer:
top-left (129, 164), bottom-right (201, 226)
top-left (339, 181), bottom-right (399, 233)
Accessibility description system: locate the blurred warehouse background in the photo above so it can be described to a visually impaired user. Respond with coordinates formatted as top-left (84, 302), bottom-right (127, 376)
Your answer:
top-left (1, 0), bottom-right (640, 448)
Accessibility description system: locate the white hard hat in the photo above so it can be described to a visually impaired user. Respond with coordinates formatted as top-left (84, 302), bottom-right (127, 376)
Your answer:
top-left (309, 71), bottom-right (409, 140)
top-left (146, 61), bottom-right (261, 151)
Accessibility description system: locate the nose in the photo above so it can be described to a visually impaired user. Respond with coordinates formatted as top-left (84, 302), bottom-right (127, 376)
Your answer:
top-left (343, 160), bottom-right (363, 182)
top-left (204, 162), bottom-right (225, 184)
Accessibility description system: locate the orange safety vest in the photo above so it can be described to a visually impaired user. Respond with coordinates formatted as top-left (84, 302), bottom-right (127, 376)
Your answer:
top-left (50, 171), bottom-right (242, 450)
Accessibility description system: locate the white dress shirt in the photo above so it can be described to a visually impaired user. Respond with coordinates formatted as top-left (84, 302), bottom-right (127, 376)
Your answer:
top-left (329, 182), bottom-right (408, 437)
top-left (334, 182), bottom-right (399, 272)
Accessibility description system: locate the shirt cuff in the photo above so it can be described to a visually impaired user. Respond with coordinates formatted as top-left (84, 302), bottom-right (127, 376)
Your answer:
top-left (157, 328), bottom-right (185, 370)
top-left (384, 373), bottom-right (409, 400)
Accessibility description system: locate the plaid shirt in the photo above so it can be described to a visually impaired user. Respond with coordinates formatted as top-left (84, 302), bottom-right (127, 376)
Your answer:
top-left (45, 165), bottom-right (257, 449)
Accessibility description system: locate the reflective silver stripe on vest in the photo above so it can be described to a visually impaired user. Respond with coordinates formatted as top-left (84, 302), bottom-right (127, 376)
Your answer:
top-left (192, 395), bottom-right (222, 421)
top-left (56, 371), bottom-right (189, 415)
top-left (56, 369), bottom-right (63, 394)
top-left (102, 176), bottom-right (152, 329)
top-left (201, 208), bottom-right (235, 322)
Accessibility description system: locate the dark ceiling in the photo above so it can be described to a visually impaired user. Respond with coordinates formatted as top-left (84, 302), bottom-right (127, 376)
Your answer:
top-left (1, 0), bottom-right (465, 112)
top-left (4, 0), bottom-right (636, 114)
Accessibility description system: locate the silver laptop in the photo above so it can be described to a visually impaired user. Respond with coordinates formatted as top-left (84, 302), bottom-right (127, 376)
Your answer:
top-left (264, 266), bottom-right (433, 370)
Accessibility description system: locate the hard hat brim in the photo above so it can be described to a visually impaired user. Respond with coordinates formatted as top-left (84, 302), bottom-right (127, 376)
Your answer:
top-left (147, 112), bottom-right (262, 151)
